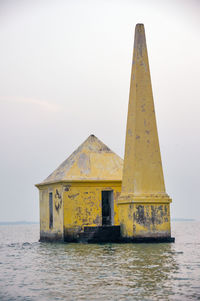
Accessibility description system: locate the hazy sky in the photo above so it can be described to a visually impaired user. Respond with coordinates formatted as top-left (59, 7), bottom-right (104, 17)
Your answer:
top-left (0, 0), bottom-right (200, 221)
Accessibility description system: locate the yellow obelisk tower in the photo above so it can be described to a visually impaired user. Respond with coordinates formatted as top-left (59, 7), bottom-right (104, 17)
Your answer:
top-left (118, 24), bottom-right (173, 241)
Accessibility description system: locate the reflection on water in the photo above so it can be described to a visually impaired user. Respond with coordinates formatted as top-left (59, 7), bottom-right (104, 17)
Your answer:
top-left (0, 222), bottom-right (200, 300)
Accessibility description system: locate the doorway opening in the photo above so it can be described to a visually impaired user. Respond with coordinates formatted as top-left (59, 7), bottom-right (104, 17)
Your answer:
top-left (101, 190), bottom-right (114, 226)
top-left (49, 192), bottom-right (53, 229)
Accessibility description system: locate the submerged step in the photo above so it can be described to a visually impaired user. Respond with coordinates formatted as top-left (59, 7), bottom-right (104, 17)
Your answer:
top-left (78, 225), bottom-right (121, 243)
top-left (84, 225), bottom-right (121, 233)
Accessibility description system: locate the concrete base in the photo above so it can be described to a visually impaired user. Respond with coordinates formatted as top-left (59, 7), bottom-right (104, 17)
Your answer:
top-left (40, 226), bottom-right (175, 243)
top-left (40, 231), bottom-right (63, 242)
top-left (78, 226), bottom-right (121, 243)
top-left (63, 226), bottom-right (175, 243)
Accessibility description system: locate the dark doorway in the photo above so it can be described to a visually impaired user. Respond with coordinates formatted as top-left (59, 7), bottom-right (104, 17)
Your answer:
top-left (102, 191), bottom-right (113, 226)
top-left (49, 192), bottom-right (53, 229)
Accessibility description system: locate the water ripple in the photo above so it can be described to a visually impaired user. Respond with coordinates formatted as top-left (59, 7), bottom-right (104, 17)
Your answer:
top-left (0, 222), bottom-right (200, 300)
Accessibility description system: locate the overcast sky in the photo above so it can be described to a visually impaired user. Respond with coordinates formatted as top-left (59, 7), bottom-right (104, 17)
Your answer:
top-left (0, 0), bottom-right (200, 222)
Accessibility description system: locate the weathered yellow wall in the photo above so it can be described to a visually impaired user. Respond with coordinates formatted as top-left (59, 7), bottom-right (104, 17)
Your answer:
top-left (63, 181), bottom-right (121, 241)
top-left (39, 184), bottom-right (64, 241)
top-left (119, 202), bottom-right (171, 238)
top-left (38, 181), bottom-right (171, 241)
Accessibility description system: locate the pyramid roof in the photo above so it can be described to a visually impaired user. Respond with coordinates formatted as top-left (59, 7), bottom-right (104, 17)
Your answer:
top-left (38, 135), bottom-right (123, 185)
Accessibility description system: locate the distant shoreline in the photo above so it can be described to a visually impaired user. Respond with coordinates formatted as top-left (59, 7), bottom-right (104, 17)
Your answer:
top-left (0, 219), bottom-right (197, 225)
top-left (0, 221), bottom-right (39, 225)
top-left (172, 218), bottom-right (196, 222)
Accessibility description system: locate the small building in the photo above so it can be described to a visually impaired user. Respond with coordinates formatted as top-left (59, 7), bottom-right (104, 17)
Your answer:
top-left (36, 135), bottom-right (123, 242)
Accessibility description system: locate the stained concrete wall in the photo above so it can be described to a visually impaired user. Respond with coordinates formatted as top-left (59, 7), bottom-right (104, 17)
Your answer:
top-left (37, 181), bottom-right (121, 242)
top-left (63, 181), bottom-right (121, 242)
top-left (119, 202), bottom-right (171, 239)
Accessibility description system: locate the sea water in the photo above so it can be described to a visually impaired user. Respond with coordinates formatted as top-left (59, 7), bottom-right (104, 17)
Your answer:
top-left (0, 221), bottom-right (200, 300)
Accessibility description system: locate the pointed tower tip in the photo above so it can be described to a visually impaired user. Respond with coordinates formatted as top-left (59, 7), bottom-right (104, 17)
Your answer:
top-left (135, 23), bottom-right (145, 34)
top-left (134, 23), bottom-right (146, 55)
top-left (135, 23), bottom-right (144, 30)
